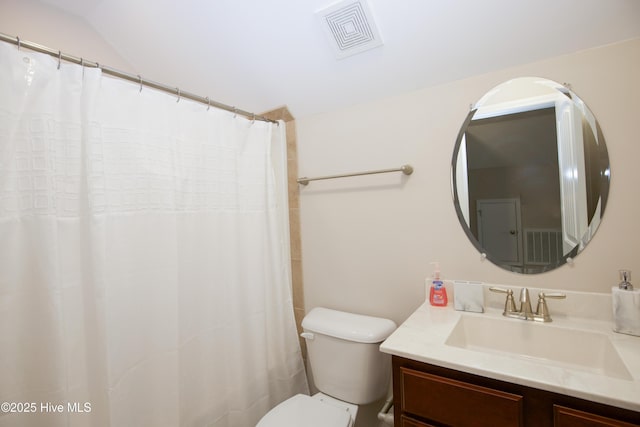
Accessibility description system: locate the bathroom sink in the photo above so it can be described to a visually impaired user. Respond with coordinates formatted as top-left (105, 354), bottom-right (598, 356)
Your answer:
top-left (445, 315), bottom-right (632, 380)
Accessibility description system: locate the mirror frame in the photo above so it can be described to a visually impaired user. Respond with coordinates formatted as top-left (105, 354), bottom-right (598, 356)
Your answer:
top-left (451, 77), bottom-right (611, 274)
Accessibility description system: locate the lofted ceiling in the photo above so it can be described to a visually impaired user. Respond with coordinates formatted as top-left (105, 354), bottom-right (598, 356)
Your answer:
top-left (37, 0), bottom-right (640, 118)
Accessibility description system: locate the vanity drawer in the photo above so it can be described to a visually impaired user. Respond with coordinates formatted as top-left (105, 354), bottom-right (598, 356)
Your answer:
top-left (554, 405), bottom-right (639, 427)
top-left (400, 415), bottom-right (437, 427)
top-left (400, 367), bottom-right (524, 427)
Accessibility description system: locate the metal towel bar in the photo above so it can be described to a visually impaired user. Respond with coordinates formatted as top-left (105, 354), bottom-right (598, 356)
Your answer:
top-left (297, 164), bottom-right (413, 186)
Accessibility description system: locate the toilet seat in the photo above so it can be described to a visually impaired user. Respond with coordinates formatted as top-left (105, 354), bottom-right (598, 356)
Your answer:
top-left (256, 394), bottom-right (353, 427)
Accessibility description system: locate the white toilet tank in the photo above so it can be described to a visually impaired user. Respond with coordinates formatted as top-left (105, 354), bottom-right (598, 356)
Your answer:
top-left (301, 307), bottom-right (397, 405)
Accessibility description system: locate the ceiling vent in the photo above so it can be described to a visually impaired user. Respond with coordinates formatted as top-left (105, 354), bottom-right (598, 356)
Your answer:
top-left (316, 0), bottom-right (383, 59)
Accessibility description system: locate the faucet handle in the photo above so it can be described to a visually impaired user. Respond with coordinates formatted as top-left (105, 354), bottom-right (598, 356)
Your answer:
top-left (489, 287), bottom-right (517, 316)
top-left (541, 292), bottom-right (566, 299)
top-left (535, 292), bottom-right (566, 322)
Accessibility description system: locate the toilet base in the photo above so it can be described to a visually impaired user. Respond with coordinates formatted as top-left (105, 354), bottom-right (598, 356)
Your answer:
top-left (256, 392), bottom-right (358, 427)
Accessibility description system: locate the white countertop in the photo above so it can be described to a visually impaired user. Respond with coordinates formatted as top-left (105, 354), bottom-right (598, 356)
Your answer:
top-left (380, 289), bottom-right (640, 412)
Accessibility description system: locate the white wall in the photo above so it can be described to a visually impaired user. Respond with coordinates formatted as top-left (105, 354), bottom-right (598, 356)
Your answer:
top-left (297, 38), bottom-right (640, 326)
top-left (0, 0), bottom-right (133, 72)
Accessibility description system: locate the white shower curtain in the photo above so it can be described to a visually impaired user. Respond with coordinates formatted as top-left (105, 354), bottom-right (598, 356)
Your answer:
top-left (0, 42), bottom-right (308, 427)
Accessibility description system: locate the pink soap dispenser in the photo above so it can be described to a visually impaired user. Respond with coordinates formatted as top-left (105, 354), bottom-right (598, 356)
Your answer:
top-left (428, 262), bottom-right (448, 307)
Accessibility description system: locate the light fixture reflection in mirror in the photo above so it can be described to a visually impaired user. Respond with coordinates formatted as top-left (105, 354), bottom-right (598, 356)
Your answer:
top-left (451, 77), bottom-right (610, 274)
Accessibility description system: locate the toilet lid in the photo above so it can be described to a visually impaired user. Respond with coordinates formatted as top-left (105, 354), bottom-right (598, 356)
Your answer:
top-left (257, 394), bottom-right (352, 427)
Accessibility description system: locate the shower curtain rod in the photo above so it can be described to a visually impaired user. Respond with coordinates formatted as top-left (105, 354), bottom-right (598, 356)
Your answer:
top-left (0, 32), bottom-right (277, 124)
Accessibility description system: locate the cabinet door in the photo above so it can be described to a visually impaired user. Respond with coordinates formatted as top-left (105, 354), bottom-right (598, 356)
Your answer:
top-left (400, 367), bottom-right (523, 427)
top-left (554, 405), bottom-right (640, 427)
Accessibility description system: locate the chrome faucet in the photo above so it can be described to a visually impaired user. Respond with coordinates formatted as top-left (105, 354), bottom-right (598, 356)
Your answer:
top-left (490, 287), bottom-right (566, 322)
top-left (518, 287), bottom-right (534, 320)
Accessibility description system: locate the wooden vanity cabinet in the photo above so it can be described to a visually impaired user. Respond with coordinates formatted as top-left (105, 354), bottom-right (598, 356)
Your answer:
top-left (392, 356), bottom-right (640, 427)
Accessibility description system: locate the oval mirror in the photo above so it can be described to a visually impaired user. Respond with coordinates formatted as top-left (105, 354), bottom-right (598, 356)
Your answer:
top-left (452, 77), bottom-right (610, 274)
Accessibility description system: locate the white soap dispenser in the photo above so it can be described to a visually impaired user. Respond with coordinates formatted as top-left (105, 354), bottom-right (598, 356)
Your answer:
top-left (612, 269), bottom-right (640, 337)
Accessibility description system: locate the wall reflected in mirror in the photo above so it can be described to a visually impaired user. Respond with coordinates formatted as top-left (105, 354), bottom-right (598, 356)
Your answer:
top-left (452, 77), bottom-right (610, 274)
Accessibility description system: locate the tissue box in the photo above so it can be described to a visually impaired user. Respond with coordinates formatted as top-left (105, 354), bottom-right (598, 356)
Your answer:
top-left (454, 281), bottom-right (484, 313)
top-left (612, 286), bottom-right (640, 337)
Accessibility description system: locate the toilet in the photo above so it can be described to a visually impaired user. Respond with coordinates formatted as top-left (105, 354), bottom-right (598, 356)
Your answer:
top-left (257, 307), bottom-right (397, 427)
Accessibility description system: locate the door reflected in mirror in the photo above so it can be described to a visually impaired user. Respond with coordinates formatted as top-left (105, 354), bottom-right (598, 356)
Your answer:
top-left (452, 77), bottom-right (610, 274)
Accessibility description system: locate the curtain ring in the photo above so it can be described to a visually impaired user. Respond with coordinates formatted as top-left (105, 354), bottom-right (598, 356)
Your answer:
top-left (57, 51), bottom-right (62, 70)
top-left (16, 37), bottom-right (20, 50)
top-left (232, 107), bottom-right (237, 118)
top-left (80, 58), bottom-right (85, 78)
top-left (251, 114), bottom-right (255, 125)
top-left (206, 97), bottom-right (211, 111)
top-left (138, 75), bottom-right (143, 92)
top-left (176, 88), bottom-right (181, 103)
